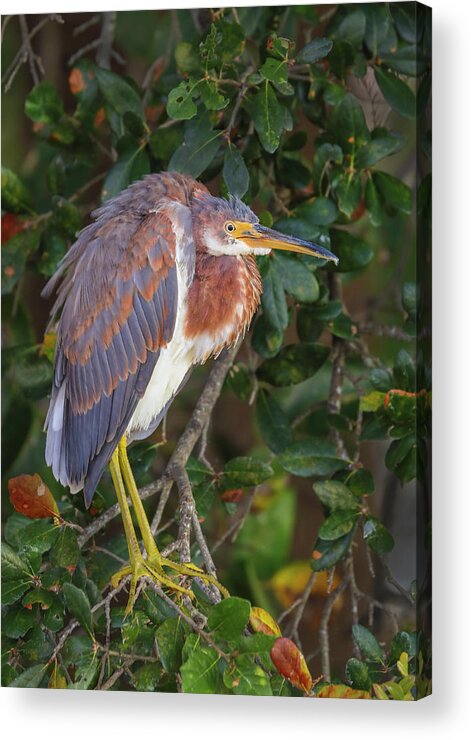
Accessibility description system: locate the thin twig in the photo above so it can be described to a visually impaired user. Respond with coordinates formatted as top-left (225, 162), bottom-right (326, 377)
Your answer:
top-left (288, 571), bottom-right (317, 647)
top-left (319, 578), bottom-right (348, 682)
top-left (95, 12), bottom-right (117, 70)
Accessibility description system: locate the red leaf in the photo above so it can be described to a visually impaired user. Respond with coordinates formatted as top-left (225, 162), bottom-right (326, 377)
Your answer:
top-left (8, 474), bottom-right (59, 519)
top-left (1, 213), bottom-right (24, 242)
top-left (270, 637), bottom-right (313, 694)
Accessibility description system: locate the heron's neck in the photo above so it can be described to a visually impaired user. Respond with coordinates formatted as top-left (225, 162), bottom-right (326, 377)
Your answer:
top-left (183, 253), bottom-right (262, 356)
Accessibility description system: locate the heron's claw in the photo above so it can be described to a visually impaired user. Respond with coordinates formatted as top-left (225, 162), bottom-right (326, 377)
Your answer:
top-left (111, 555), bottom-right (193, 615)
top-left (111, 554), bottom-right (229, 615)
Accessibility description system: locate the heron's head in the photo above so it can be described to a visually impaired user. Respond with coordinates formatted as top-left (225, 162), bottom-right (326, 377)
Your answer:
top-left (191, 192), bottom-right (338, 265)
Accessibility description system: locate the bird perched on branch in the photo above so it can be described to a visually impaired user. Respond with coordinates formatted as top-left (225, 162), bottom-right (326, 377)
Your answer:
top-left (43, 171), bottom-right (338, 609)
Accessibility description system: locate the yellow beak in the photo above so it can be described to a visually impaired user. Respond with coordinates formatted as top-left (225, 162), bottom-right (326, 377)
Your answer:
top-left (235, 222), bottom-right (339, 264)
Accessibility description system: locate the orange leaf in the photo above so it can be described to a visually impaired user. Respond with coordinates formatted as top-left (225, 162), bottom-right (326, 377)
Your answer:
top-left (270, 637), bottom-right (313, 694)
top-left (317, 683), bottom-right (371, 699)
top-left (249, 606), bottom-right (281, 637)
top-left (220, 488), bottom-right (244, 503)
top-left (8, 474), bottom-right (59, 519)
top-left (93, 107), bottom-right (106, 129)
top-left (69, 68), bottom-right (86, 95)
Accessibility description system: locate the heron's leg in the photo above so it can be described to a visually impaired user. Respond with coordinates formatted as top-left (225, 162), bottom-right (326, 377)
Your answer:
top-left (109, 447), bottom-right (141, 564)
top-left (109, 444), bottom-right (192, 614)
top-left (117, 436), bottom-right (161, 564)
top-left (117, 436), bottom-right (230, 599)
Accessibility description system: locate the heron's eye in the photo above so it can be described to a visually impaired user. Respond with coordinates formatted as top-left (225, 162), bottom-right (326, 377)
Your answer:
top-left (225, 222), bottom-right (236, 234)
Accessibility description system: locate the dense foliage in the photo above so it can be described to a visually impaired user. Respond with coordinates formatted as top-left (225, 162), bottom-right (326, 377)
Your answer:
top-left (1, 3), bottom-right (431, 697)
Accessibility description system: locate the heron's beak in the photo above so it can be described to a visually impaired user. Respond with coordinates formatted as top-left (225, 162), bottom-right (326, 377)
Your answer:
top-left (239, 223), bottom-right (339, 264)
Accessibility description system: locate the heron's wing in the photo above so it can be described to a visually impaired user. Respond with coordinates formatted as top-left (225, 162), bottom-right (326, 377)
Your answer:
top-left (44, 207), bottom-right (187, 505)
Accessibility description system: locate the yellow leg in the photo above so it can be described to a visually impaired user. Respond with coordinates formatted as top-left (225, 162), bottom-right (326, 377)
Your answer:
top-left (118, 437), bottom-right (160, 563)
top-left (111, 436), bottom-right (229, 612)
top-left (109, 447), bottom-right (192, 614)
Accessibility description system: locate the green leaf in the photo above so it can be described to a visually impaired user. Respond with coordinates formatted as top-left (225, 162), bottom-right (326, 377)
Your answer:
top-left (335, 174), bottom-right (362, 218)
top-left (207, 596), bottom-right (251, 640)
top-left (13, 519), bottom-right (57, 554)
top-left (330, 35), bottom-right (358, 76)
top-left (260, 58), bottom-right (288, 84)
top-left (273, 252), bottom-right (319, 303)
top-left (247, 81), bottom-right (292, 154)
top-left (224, 654), bottom-right (273, 695)
top-left (365, 176), bottom-right (383, 226)
top-left (313, 480), bottom-right (360, 510)
top-left (95, 67), bottom-right (144, 121)
top-left (155, 617), bottom-right (185, 674)
top-left (312, 143), bottom-right (343, 191)
top-left (357, 130), bottom-right (405, 168)
top-left (311, 531), bottom-right (353, 571)
top-left (373, 171), bottom-right (413, 214)
top-left (296, 197), bottom-right (339, 226)
top-left (166, 80), bottom-right (199, 120)
top-left (279, 438), bottom-right (348, 477)
top-left (256, 389), bottom-right (293, 454)
top-left (236, 632), bottom-right (276, 655)
top-left (63, 583), bottom-right (94, 638)
top-left (102, 146), bottom-right (150, 201)
top-left (25, 81), bottom-right (64, 124)
top-left (297, 37), bottom-right (333, 64)
top-left (222, 457), bottom-right (274, 487)
top-left (334, 10), bottom-right (366, 47)
top-left (352, 624), bottom-right (385, 663)
top-left (330, 229), bottom-right (374, 272)
top-left (2, 229), bottom-right (41, 295)
top-left (68, 653), bottom-right (99, 689)
top-left (175, 41), bottom-right (201, 74)
top-left (363, 516), bottom-right (395, 554)
top-left (386, 434), bottom-right (417, 483)
top-left (260, 257), bottom-right (288, 331)
top-left (390, 3), bottom-right (418, 43)
top-left (149, 126), bottom-right (184, 161)
top-left (374, 67), bottom-right (416, 119)
top-left (252, 314), bottom-right (284, 359)
top-left (1, 168), bottom-right (31, 213)
top-left (328, 93), bottom-right (369, 155)
top-left (2, 579), bottom-right (32, 605)
top-left (318, 508), bottom-right (359, 540)
top-left (50, 526), bottom-right (81, 568)
top-left (346, 658), bottom-right (372, 691)
top-left (364, 3), bottom-right (391, 55)
top-left (257, 343), bottom-right (329, 386)
top-left (1, 542), bottom-right (32, 580)
top-left (2, 603), bottom-right (36, 638)
top-left (10, 664), bottom-right (47, 688)
top-left (223, 146), bottom-right (249, 198)
top-left (346, 468), bottom-right (375, 495)
top-left (381, 44), bottom-right (426, 76)
top-left (169, 117), bottom-right (222, 178)
top-left (330, 313), bottom-right (357, 339)
top-left (131, 662), bottom-right (162, 692)
top-left (180, 633), bottom-right (222, 694)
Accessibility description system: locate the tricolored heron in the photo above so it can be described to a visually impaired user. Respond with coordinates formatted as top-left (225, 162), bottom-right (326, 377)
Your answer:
top-left (43, 171), bottom-right (338, 609)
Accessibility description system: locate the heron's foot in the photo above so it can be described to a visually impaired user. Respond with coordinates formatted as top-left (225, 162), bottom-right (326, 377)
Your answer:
top-left (111, 554), bottom-right (193, 615)
top-left (155, 556), bottom-right (230, 599)
top-left (111, 554), bottom-right (229, 614)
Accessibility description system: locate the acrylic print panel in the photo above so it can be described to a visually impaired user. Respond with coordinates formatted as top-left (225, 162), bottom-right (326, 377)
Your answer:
top-left (1, 2), bottom-right (431, 699)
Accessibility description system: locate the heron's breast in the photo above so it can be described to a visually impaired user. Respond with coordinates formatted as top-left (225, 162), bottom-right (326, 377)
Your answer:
top-left (184, 254), bottom-right (262, 361)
